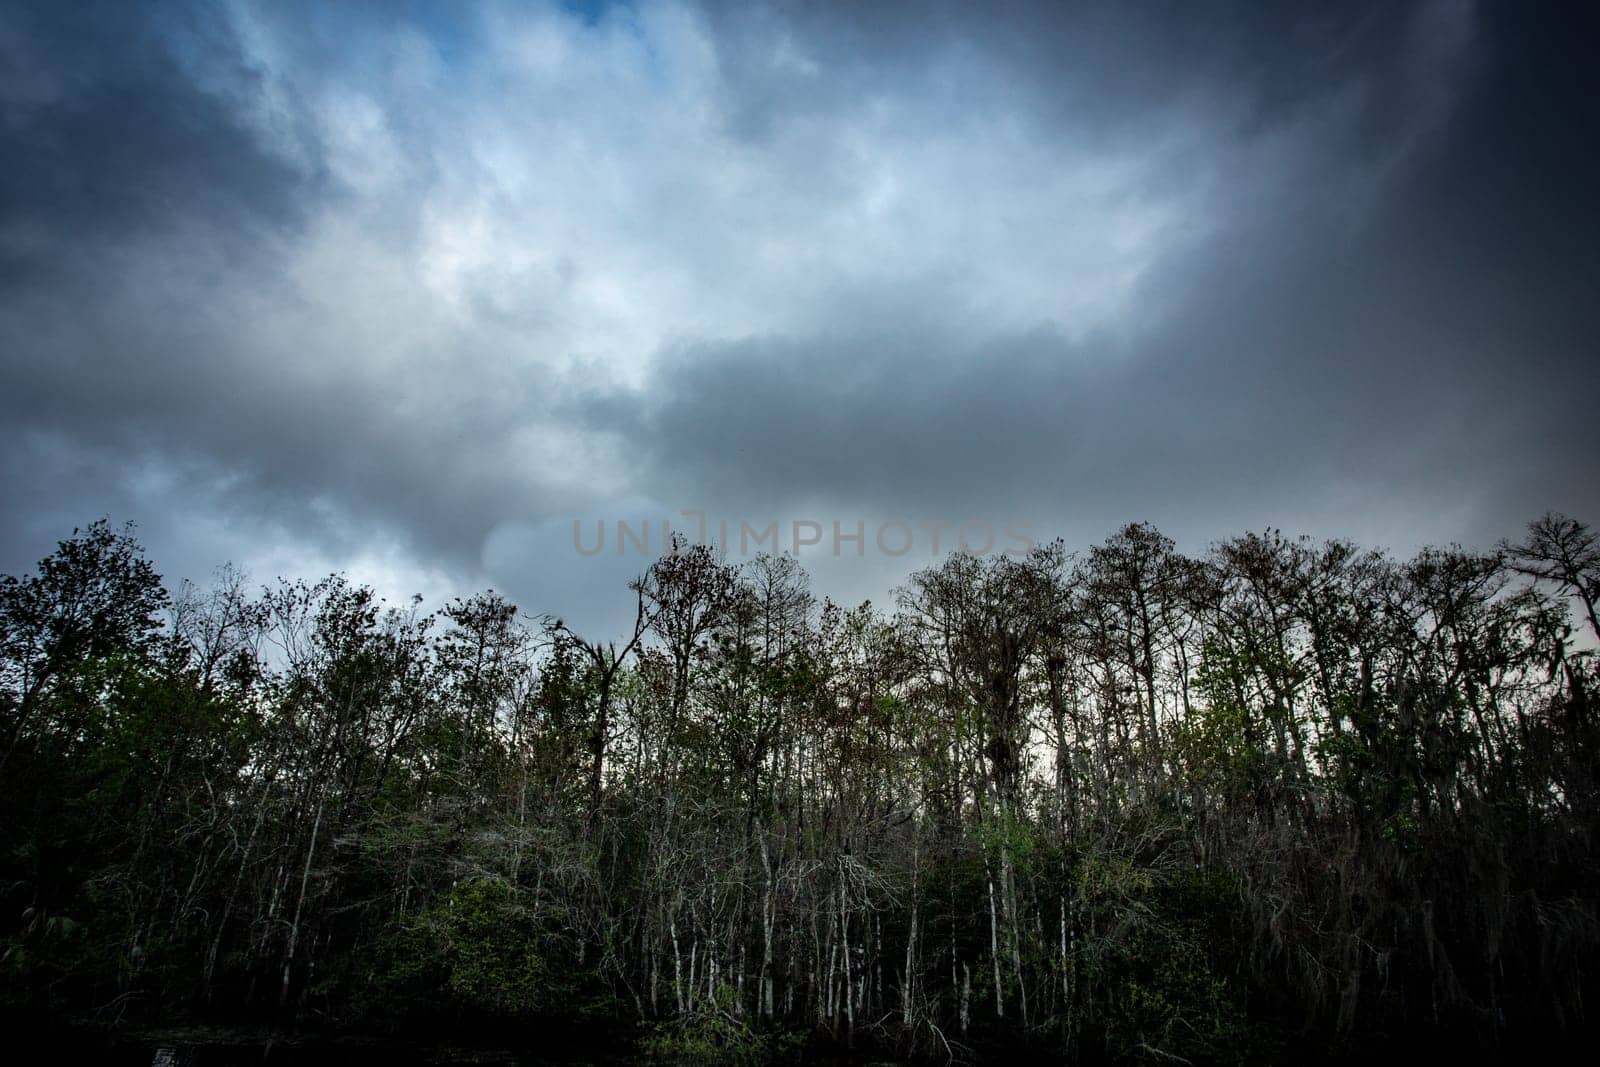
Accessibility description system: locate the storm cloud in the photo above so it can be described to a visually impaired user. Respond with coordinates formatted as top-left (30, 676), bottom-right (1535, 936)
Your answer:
top-left (2, 0), bottom-right (1596, 632)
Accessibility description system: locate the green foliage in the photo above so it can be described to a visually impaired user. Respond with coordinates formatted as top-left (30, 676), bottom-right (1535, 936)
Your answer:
top-left (369, 878), bottom-right (548, 1020)
top-left (1179, 634), bottom-right (1283, 797)
top-left (639, 985), bottom-right (805, 1065)
top-left (1069, 853), bottom-right (1256, 1063)
top-left (1175, 696), bottom-right (1267, 798)
top-left (976, 807), bottom-right (1037, 873)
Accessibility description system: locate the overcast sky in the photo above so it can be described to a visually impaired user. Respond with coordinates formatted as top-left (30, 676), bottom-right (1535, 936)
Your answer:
top-left (2, 0), bottom-right (1596, 634)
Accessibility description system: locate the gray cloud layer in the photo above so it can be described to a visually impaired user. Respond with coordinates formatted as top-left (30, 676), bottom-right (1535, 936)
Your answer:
top-left (2, 0), bottom-right (1596, 633)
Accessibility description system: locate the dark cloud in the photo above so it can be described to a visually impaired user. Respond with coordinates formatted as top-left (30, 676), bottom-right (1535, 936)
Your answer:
top-left (0, 0), bottom-right (1595, 625)
top-left (596, 0), bottom-right (1599, 557)
top-left (0, 2), bottom-right (317, 287)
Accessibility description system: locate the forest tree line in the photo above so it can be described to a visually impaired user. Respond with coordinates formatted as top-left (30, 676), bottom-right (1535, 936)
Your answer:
top-left (2, 515), bottom-right (1598, 1062)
